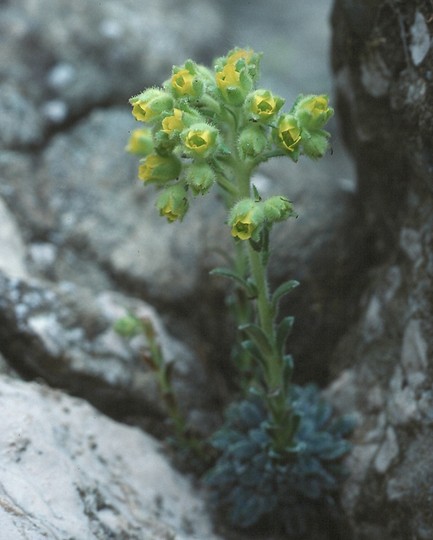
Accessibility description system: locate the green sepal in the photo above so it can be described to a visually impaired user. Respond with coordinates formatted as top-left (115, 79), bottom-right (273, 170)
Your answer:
top-left (276, 316), bottom-right (295, 354)
top-left (301, 128), bottom-right (331, 160)
top-left (271, 279), bottom-right (300, 311)
top-left (239, 323), bottom-right (273, 359)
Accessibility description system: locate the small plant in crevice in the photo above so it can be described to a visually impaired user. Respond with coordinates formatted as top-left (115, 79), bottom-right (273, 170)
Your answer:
top-left (114, 314), bottom-right (207, 470)
top-left (124, 47), bottom-right (355, 535)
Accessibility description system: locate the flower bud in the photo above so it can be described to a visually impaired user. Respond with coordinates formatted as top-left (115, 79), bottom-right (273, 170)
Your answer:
top-left (138, 153), bottom-right (181, 183)
top-left (186, 162), bottom-right (216, 195)
top-left (152, 130), bottom-right (177, 156)
top-left (170, 60), bottom-right (204, 98)
top-left (181, 123), bottom-right (220, 159)
top-left (274, 114), bottom-right (301, 156)
top-left (156, 184), bottom-right (189, 222)
top-left (216, 48), bottom-right (261, 81)
top-left (301, 129), bottom-right (331, 159)
top-left (263, 196), bottom-right (295, 223)
top-left (244, 89), bottom-right (284, 122)
top-left (130, 88), bottom-right (173, 123)
top-left (215, 51), bottom-right (256, 106)
top-left (294, 94), bottom-right (334, 131)
top-left (229, 199), bottom-right (265, 241)
top-left (238, 125), bottom-right (268, 158)
top-left (125, 128), bottom-right (154, 156)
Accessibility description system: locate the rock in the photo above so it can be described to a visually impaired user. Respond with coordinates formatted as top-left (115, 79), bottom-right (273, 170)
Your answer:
top-left (0, 273), bottom-right (220, 435)
top-left (330, 0), bottom-right (433, 537)
top-left (0, 0), bottom-right (224, 148)
top-left (410, 11), bottom-right (431, 67)
top-left (0, 375), bottom-right (221, 540)
top-left (0, 196), bottom-right (28, 280)
top-left (29, 107), bottom-right (227, 303)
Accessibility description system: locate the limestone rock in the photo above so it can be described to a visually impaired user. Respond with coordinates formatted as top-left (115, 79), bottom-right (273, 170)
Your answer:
top-left (0, 0), bottom-right (223, 148)
top-left (330, 0), bottom-right (433, 537)
top-left (0, 196), bottom-right (28, 280)
top-left (0, 375), bottom-right (221, 540)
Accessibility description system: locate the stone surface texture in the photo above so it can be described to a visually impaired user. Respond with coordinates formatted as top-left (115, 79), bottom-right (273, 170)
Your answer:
top-left (330, 1), bottom-right (433, 538)
top-left (0, 273), bottom-right (220, 436)
top-left (0, 375), bottom-right (221, 540)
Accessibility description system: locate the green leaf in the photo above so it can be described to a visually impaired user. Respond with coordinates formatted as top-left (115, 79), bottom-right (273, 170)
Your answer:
top-left (271, 280), bottom-right (299, 310)
top-left (281, 354), bottom-right (294, 391)
top-left (210, 267), bottom-right (248, 289)
top-left (239, 323), bottom-right (273, 358)
top-left (245, 278), bottom-right (258, 298)
top-left (276, 316), bottom-right (295, 354)
top-left (241, 340), bottom-right (267, 370)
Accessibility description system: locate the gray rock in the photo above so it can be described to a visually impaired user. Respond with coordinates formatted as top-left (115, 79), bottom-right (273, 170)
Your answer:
top-left (0, 0), bottom-right (224, 148)
top-left (0, 273), bottom-right (219, 434)
top-left (330, 0), bottom-right (433, 537)
top-left (0, 375), bottom-right (221, 540)
top-left (410, 11), bottom-right (431, 67)
top-left (27, 107), bottom-right (227, 305)
top-left (0, 196), bottom-right (28, 280)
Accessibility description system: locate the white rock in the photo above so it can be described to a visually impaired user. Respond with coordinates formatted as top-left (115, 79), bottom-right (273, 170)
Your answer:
top-left (0, 375), bottom-right (221, 540)
top-left (399, 228), bottom-right (422, 263)
top-left (0, 196), bottom-right (28, 279)
top-left (410, 11), bottom-right (431, 66)
top-left (401, 319), bottom-right (428, 378)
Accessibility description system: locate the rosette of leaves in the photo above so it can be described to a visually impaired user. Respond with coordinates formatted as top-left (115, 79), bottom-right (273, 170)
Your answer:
top-left (205, 385), bottom-right (355, 536)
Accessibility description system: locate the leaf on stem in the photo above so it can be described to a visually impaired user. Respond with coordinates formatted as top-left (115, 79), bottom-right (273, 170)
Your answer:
top-left (210, 267), bottom-right (251, 291)
top-left (281, 354), bottom-right (294, 392)
top-left (239, 323), bottom-right (274, 359)
top-left (241, 339), bottom-right (268, 371)
top-left (271, 280), bottom-right (300, 311)
top-left (276, 316), bottom-right (295, 354)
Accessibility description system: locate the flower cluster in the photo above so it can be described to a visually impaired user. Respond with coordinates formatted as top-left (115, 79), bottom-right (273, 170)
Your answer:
top-left (127, 47), bottom-right (334, 231)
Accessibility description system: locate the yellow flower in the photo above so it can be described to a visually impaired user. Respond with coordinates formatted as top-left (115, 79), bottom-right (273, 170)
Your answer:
top-left (182, 123), bottom-right (219, 158)
top-left (215, 63), bottom-right (241, 93)
top-left (156, 185), bottom-right (189, 222)
top-left (303, 95), bottom-right (329, 114)
top-left (132, 102), bottom-right (155, 122)
top-left (231, 209), bottom-right (258, 240)
top-left (253, 94), bottom-right (276, 115)
top-left (276, 114), bottom-right (301, 153)
top-left (138, 153), bottom-right (180, 183)
top-left (171, 69), bottom-right (195, 96)
top-left (295, 94), bottom-right (334, 130)
top-left (246, 89), bottom-right (284, 122)
top-left (161, 108), bottom-right (184, 135)
top-left (226, 48), bottom-right (254, 66)
top-left (184, 130), bottom-right (211, 154)
top-left (229, 199), bottom-right (265, 241)
top-left (130, 89), bottom-right (173, 123)
top-left (125, 128), bottom-right (154, 155)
